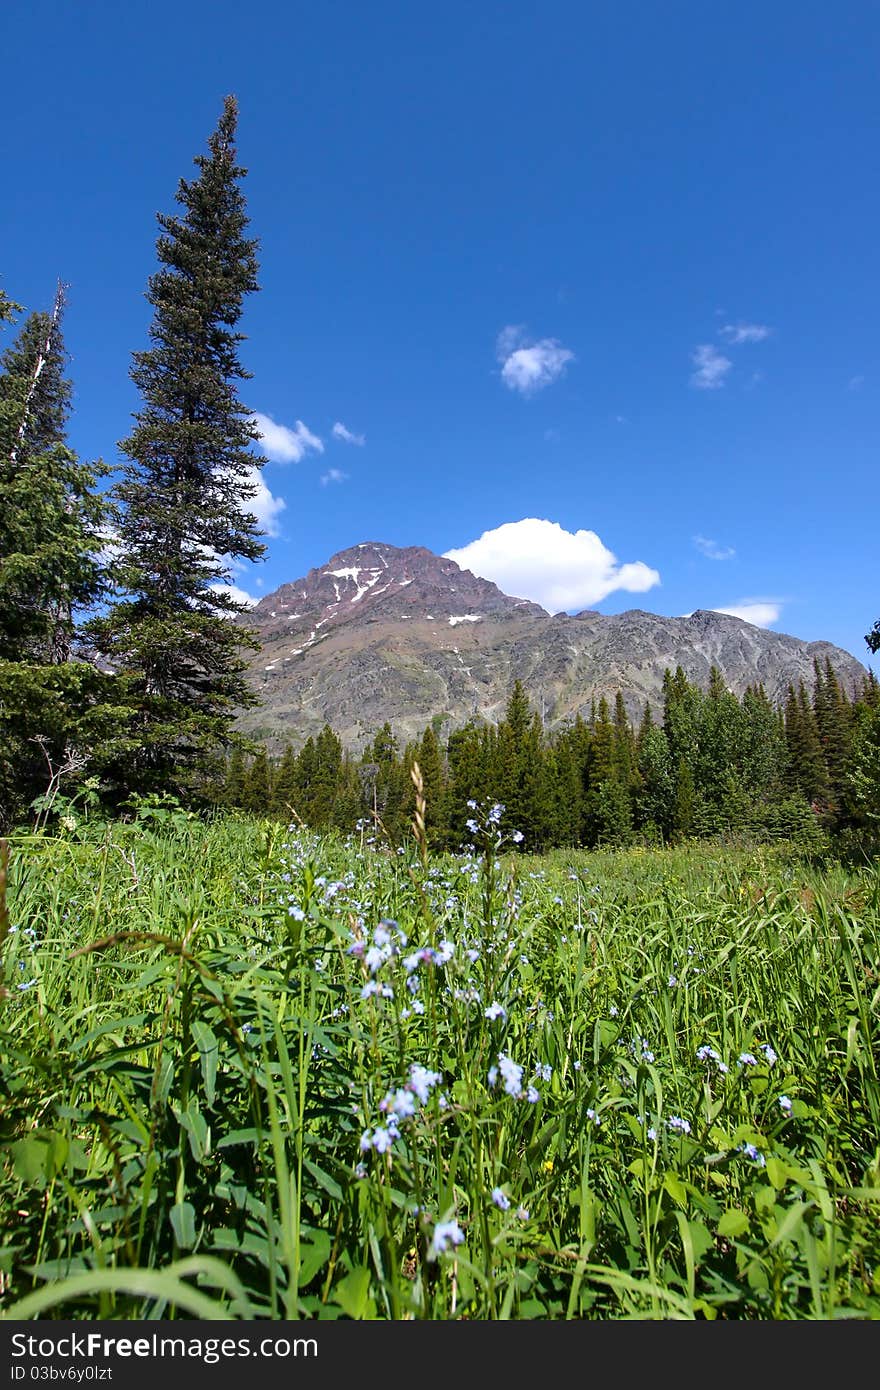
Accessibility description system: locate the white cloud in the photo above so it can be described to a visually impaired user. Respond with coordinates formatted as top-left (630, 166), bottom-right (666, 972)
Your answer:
top-left (252, 412), bottom-right (323, 463)
top-left (332, 421), bottom-right (365, 446)
top-left (320, 468), bottom-right (349, 486)
top-left (693, 535), bottom-right (736, 561)
top-left (690, 344), bottom-right (732, 390)
top-left (710, 599), bottom-right (782, 628)
top-left (244, 467), bottom-right (286, 536)
top-left (208, 582), bottom-right (258, 614)
top-left (496, 326), bottom-right (574, 396)
top-left (444, 518), bottom-right (660, 613)
top-left (719, 322), bottom-right (771, 344)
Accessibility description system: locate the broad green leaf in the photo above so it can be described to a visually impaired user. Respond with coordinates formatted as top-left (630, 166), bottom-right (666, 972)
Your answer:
top-left (717, 1208), bottom-right (750, 1239)
top-left (663, 1170), bottom-right (687, 1207)
top-left (170, 1201), bottom-right (196, 1249)
top-left (298, 1230), bottom-right (332, 1287)
top-left (333, 1265), bottom-right (372, 1319)
top-left (190, 1020), bottom-right (219, 1105)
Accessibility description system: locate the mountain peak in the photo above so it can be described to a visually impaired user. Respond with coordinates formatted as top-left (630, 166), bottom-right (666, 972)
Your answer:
top-left (240, 540), bottom-right (868, 753)
top-left (251, 541), bottom-right (546, 640)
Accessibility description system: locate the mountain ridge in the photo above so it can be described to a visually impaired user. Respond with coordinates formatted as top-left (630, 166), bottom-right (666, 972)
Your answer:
top-left (236, 542), bottom-right (869, 751)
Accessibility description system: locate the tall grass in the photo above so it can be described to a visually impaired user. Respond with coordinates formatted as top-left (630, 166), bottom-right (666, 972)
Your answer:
top-left (1, 806), bottom-right (878, 1319)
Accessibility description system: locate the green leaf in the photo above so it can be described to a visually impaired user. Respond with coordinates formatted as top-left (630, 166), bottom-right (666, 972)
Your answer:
top-left (298, 1230), bottom-right (332, 1287)
top-left (11, 1133), bottom-right (68, 1186)
top-left (663, 1170), bottom-right (687, 1207)
top-left (754, 1185), bottom-right (776, 1213)
top-left (717, 1208), bottom-right (750, 1239)
top-left (174, 1099), bottom-right (211, 1163)
top-left (303, 1157), bottom-right (343, 1202)
top-left (333, 1266), bottom-right (372, 1319)
top-left (154, 1052), bottom-right (175, 1107)
top-left (687, 1220), bottom-right (714, 1263)
top-left (217, 1127), bottom-right (260, 1149)
top-left (170, 1201), bottom-right (196, 1249)
top-left (769, 1200), bottom-right (810, 1250)
top-left (190, 1020), bottom-right (219, 1106)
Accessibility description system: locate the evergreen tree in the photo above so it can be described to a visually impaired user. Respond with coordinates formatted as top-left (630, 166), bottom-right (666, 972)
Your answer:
top-left (662, 667), bottom-right (705, 837)
top-left (446, 721), bottom-right (489, 844)
top-left (612, 689), bottom-right (641, 814)
top-left (784, 681), bottom-right (830, 811)
top-left (244, 746), bottom-right (273, 816)
top-left (671, 758), bottom-right (696, 841)
top-left (739, 683), bottom-right (787, 825)
top-left (331, 752), bottom-right (363, 833)
top-left (294, 737), bottom-right (319, 820)
top-left (635, 706), bottom-right (674, 842)
top-left (584, 696), bottom-right (632, 846)
top-left (310, 725), bottom-right (345, 828)
top-left (360, 722), bottom-right (408, 838)
top-left (549, 715), bottom-right (590, 846)
top-left (273, 744), bottom-right (299, 817)
top-left (846, 703), bottom-right (880, 828)
top-left (408, 724), bottom-right (448, 846)
top-left (860, 671), bottom-right (880, 710)
top-left (812, 658), bottom-right (852, 822)
top-left (89, 96), bottom-right (266, 802)
top-left (695, 667), bottom-right (747, 833)
top-left (547, 736), bottom-right (583, 847)
top-left (662, 667), bottom-right (704, 769)
top-left (494, 682), bottom-right (550, 848)
top-left (0, 292), bottom-right (109, 664)
top-left (223, 743), bottom-right (248, 809)
top-left (0, 289), bottom-right (22, 327)
top-left (0, 289), bottom-right (114, 827)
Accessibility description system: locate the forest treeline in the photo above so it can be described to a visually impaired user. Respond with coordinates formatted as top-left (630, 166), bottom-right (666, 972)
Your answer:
top-left (217, 666), bottom-right (880, 851)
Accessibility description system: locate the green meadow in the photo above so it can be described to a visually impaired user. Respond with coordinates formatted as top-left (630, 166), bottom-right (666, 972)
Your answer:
top-left (1, 807), bottom-right (878, 1320)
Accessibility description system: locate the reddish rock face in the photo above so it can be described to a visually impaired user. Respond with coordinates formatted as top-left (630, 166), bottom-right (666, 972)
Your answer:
top-left (237, 542), bottom-right (869, 755)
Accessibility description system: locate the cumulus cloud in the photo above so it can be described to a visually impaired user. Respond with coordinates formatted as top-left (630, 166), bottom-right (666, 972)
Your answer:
top-left (244, 467), bottom-right (286, 537)
top-left (444, 518), bottom-right (660, 613)
top-left (693, 535), bottom-right (736, 561)
top-left (710, 599), bottom-right (782, 628)
top-left (496, 326), bottom-right (574, 396)
top-left (332, 421), bottom-right (365, 446)
top-left (320, 468), bottom-right (349, 486)
top-left (252, 412), bottom-right (323, 463)
top-left (208, 582), bottom-right (258, 612)
top-left (690, 344), bottom-right (732, 390)
top-left (719, 322), bottom-right (772, 344)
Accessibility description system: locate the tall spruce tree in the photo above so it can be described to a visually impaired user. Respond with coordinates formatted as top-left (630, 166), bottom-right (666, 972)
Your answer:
top-left (90, 96), bottom-right (266, 800)
top-left (584, 696), bottom-right (632, 846)
top-left (635, 704), bottom-right (674, 842)
top-left (0, 289), bottom-right (113, 827)
top-left (0, 290), bottom-right (108, 664)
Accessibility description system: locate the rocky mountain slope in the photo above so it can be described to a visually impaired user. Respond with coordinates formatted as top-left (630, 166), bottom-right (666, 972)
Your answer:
top-left (236, 542), bottom-right (869, 751)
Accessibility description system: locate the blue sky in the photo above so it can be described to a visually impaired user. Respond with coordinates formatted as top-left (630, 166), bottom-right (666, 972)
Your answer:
top-left (3, 0), bottom-right (877, 666)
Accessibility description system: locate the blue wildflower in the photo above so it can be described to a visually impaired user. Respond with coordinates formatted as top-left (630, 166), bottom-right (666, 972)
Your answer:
top-left (428, 1220), bottom-right (465, 1261)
